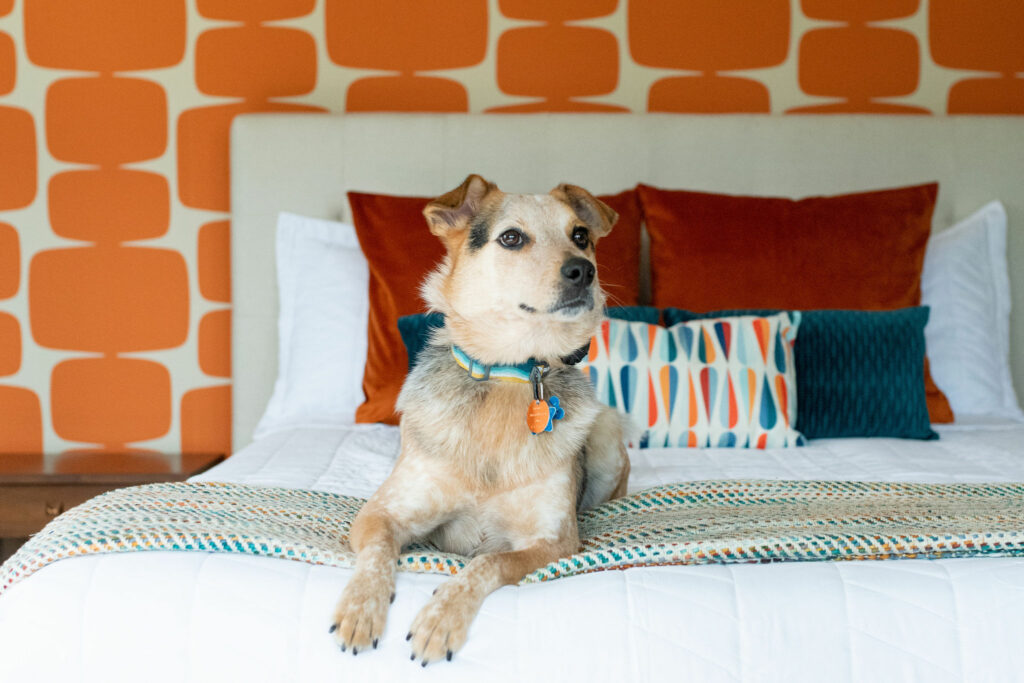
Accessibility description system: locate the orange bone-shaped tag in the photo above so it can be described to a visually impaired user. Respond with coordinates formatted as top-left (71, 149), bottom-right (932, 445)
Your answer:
top-left (527, 399), bottom-right (550, 435)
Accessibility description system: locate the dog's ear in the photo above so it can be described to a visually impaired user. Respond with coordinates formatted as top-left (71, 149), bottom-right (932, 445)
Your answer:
top-left (423, 174), bottom-right (497, 239)
top-left (550, 184), bottom-right (618, 238)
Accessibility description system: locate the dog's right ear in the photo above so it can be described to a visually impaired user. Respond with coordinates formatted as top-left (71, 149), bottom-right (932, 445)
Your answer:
top-left (423, 174), bottom-right (497, 240)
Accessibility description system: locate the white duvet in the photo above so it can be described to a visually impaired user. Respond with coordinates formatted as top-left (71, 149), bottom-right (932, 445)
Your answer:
top-left (3, 422), bottom-right (1024, 682)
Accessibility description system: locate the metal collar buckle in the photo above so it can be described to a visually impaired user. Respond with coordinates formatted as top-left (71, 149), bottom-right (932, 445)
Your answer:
top-left (529, 362), bottom-right (549, 401)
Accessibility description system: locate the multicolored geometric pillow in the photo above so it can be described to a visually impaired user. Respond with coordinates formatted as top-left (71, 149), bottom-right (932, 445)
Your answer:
top-left (579, 313), bottom-right (806, 449)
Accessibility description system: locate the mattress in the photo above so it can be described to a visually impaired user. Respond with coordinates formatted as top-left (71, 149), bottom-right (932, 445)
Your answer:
top-left (3, 422), bottom-right (1024, 682)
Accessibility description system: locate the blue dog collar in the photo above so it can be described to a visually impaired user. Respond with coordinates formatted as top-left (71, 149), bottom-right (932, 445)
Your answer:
top-left (450, 345), bottom-right (537, 383)
top-left (450, 345), bottom-right (574, 434)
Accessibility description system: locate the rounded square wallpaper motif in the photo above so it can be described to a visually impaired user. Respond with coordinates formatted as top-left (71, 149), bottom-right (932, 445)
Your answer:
top-left (0, 1), bottom-right (1020, 459)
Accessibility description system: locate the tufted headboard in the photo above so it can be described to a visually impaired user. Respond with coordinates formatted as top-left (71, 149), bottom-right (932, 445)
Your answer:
top-left (230, 113), bottom-right (1024, 450)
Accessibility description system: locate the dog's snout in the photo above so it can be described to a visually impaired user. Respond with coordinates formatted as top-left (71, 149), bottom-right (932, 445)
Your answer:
top-left (561, 257), bottom-right (595, 287)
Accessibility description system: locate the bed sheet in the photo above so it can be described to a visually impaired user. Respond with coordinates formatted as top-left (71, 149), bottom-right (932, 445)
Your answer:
top-left (3, 422), bottom-right (1024, 682)
top-left (193, 420), bottom-right (1024, 495)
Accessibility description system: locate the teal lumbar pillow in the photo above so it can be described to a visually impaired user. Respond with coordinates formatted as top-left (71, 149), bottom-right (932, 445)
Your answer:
top-left (662, 306), bottom-right (938, 440)
top-left (397, 311), bottom-right (445, 371)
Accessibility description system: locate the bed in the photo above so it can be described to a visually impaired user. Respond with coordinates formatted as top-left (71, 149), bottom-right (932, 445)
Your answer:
top-left (2, 114), bottom-right (1024, 682)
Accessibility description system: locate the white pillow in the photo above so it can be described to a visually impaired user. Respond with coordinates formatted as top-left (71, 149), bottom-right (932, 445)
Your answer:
top-left (253, 213), bottom-right (370, 438)
top-left (921, 201), bottom-right (1023, 419)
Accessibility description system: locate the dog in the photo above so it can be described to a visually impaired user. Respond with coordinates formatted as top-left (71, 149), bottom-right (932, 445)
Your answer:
top-left (330, 174), bottom-right (631, 665)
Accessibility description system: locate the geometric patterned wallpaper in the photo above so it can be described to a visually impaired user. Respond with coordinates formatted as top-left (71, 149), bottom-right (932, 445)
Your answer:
top-left (1, 1), bottom-right (1022, 463)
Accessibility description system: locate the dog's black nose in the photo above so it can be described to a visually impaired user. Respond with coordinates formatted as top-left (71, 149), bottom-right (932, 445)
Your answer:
top-left (561, 257), bottom-right (595, 287)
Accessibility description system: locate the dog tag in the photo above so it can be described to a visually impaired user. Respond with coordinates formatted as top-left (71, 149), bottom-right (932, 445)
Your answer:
top-left (527, 364), bottom-right (564, 434)
top-left (527, 395), bottom-right (565, 434)
top-left (528, 364), bottom-right (549, 434)
top-left (527, 399), bottom-right (551, 434)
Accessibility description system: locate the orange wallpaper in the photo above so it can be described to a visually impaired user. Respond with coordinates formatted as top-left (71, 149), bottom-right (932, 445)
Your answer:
top-left (0, 1), bottom-right (1022, 460)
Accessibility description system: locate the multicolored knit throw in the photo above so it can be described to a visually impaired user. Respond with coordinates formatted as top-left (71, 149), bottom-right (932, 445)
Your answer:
top-left (4, 479), bottom-right (1024, 596)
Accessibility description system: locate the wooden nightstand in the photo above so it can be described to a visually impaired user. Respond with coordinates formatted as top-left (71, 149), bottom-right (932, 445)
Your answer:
top-left (0, 452), bottom-right (224, 562)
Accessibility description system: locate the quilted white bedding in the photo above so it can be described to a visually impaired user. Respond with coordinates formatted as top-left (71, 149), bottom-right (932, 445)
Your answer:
top-left (3, 422), bottom-right (1024, 682)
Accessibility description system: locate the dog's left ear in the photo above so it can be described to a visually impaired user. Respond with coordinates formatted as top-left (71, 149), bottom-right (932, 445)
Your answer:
top-left (423, 174), bottom-right (497, 240)
top-left (550, 184), bottom-right (618, 238)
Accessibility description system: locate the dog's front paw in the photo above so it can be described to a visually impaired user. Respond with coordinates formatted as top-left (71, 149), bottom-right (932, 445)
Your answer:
top-left (330, 572), bottom-right (394, 655)
top-left (408, 580), bottom-right (480, 666)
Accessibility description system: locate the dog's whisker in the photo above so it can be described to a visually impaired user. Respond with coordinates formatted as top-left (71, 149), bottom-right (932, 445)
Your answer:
top-left (601, 284), bottom-right (629, 309)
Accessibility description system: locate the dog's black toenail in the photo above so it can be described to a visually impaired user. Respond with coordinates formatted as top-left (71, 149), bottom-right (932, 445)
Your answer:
top-left (340, 644), bottom-right (346, 653)
top-left (328, 624), bottom-right (337, 634)
top-left (410, 654), bottom-right (416, 661)
top-left (422, 661), bottom-right (428, 668)
top-left (352, 648), bottom-right (358, 656)
top-left (372, 638), bottom-right (378, 649)
top-left (432, 588), bottom-right (438, 595)
top-left (447, 650), bottom-right (453, 661)
top-left (406, 632), bottom-right (412, 641)
top-left (390, 593), bottom-right (396, 604)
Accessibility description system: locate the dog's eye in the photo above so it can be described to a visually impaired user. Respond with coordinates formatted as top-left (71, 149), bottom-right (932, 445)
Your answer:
top-left (572, 226), bottom-right (590, 250)
top-left (498, 228), bottom-right (525, 249)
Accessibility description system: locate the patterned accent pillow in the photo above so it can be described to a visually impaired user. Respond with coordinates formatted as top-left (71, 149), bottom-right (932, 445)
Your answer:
top-left (579, 313), bottom-right (805, 449)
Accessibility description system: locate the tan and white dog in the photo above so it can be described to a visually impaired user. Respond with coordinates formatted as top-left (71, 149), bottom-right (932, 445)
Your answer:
top-left (330, 174), bottom-right (630, 665)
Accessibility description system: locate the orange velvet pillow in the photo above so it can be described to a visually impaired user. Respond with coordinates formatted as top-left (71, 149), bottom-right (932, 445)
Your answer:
top-left (349, 188), bottom-right (642, 425)
top-left (637, 182), bottom-right (953, 423)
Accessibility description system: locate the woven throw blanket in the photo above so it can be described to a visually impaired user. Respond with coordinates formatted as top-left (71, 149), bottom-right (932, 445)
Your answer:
top-left (4, 479), bottom-right (1024, 596)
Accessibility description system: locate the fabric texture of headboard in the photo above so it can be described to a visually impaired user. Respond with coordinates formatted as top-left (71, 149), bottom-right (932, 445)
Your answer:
top-left (230, 113), bottom-right (1024, 450)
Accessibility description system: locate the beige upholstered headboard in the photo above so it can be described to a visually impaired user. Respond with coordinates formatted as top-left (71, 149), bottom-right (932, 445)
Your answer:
top-left (230, 113), bottom-right (1024, 450)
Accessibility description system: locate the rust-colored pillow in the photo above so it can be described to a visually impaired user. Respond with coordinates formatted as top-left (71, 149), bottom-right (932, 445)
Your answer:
top-left (637, 182), bottom-right (953, 423)
top-left (591, 189), bottom-right (643, 308)
top-left (349, 188), bottom-right (642, 425)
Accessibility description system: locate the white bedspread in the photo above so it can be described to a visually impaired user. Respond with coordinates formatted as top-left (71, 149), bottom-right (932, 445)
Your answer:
top-left (3, 422), bottom-right (1024, 682)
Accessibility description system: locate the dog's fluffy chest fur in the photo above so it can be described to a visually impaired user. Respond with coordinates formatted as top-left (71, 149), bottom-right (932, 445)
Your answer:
top-left (397, 342), bottom-right (601, 490)
top-left (426, 466), bottom-right (574, 556)
top-left (394, 342), bottom-right (601, 555)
